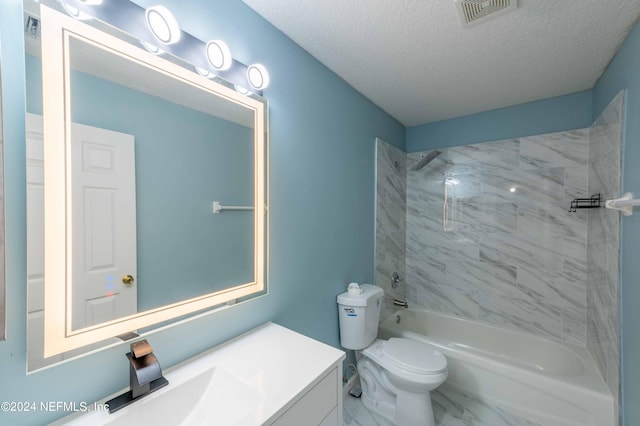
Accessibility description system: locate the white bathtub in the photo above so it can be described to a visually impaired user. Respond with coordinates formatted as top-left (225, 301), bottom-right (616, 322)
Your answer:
top-left (379, 308), bottom-right (614, 426)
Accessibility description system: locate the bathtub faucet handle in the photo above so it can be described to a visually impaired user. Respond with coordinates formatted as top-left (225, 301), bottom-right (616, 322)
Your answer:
top-left (391, 272), bottom-right (403, 289)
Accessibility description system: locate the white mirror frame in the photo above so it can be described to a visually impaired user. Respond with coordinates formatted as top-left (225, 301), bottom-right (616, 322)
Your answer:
top-left (41, 5), bottom-right (266, 357)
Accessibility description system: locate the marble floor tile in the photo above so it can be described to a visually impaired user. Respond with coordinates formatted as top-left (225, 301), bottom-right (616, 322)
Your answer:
top-left (343, 393), bottom-right (393, 426)
top-left (343, 383), bottom-right (542, 426)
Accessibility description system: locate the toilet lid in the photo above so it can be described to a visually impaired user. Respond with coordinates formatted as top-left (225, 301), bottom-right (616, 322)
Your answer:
top-left (382, 338), bottom-right (447, 374)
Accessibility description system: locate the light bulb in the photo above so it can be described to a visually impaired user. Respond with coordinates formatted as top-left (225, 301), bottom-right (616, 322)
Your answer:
top-left (61, 0), bottom-right (93, 20)
top-left (196, 66), bottom-right (214, 78)
top-left (235, 85), bottom-right (251, 95)
top-left (140, 40), bottom-right (164, 55)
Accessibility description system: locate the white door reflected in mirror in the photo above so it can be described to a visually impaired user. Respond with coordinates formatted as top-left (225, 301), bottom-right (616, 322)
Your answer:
top-left (27, 114), bottom-right (138, 369)
top-left (70, 123), bottom-right (137, 331)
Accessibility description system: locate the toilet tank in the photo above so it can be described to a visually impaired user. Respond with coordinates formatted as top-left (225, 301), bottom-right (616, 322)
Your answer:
top-left (337, 284), bottom-right (383, 350)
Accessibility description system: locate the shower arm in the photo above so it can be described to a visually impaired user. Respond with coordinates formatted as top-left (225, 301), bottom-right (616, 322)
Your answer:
top-left (410, 151), bottom-right (441, 171)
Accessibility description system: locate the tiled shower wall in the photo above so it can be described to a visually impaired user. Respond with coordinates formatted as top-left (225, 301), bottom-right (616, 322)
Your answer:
top-left (587, 91), bottom-right (623, 411)
top-left (375, 138), bottom-right (407, 320)
top-left (375, 93), bottom-right (623, 422)
top-left (404, 130), bottom-right (590, 344)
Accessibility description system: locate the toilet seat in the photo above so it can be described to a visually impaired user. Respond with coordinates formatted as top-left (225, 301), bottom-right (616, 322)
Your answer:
top-left (363, 338), bottom-right (447, 376)
top-left (383, 338), bottom-right (447, 374)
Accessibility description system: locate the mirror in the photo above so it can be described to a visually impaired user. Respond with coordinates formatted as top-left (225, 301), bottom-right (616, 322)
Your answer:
top-left (0, 27), bottom-right (5, 342)
top-left (26, 3), bottom-right (267, 366)
top-left (64, 35), bottom-right (257, 331)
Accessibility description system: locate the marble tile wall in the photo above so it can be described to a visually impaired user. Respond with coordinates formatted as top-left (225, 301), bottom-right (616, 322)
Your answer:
top-left (405, 129), bottom-right (590, 344)
top-left (586, 90), bottom-right (623, 417)
top-left (375, 138), bottom-right (407, 320)
top-left (373, 98), bottom-right (623, 425)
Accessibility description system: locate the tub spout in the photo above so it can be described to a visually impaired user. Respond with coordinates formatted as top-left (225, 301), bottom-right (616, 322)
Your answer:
top-left (393, 299), bottom-right (408, 308)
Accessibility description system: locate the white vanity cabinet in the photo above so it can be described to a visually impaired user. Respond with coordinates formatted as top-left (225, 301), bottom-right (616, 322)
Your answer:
top-left (255, 324), bottom-right (345, 425)
top-left (54, 322), bottom-right (345, 425)
top-left (269, 365), bottom-right (340, 425)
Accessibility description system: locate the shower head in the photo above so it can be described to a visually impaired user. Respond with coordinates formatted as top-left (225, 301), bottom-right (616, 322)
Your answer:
top-left (410, 150), bottom-right (442, 171)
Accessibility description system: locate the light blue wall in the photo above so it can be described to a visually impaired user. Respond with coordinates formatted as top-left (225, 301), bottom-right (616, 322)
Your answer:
top-left (406, 90), bottom-right (593, 152)
top-left (593, 18), bottom-right (640, 426)
top-left (0, 0), bottom-right (404, 424)
top-left (7, 0), bottom-right (634, 423)
top-left (26, 55), bottom-right (255, 310)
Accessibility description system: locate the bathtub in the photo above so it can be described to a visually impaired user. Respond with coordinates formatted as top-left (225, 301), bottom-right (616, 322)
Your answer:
top-left (379, 308), bottom-right (614, 426)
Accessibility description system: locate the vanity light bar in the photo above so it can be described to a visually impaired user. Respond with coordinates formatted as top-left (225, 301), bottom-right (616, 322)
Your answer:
top-left (60, 0), bottom-right (95, 20)
top-left (60, 0), bottom-right (270, 94)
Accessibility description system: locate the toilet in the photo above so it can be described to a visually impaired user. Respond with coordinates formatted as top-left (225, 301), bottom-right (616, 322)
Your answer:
top-left (337, 283), bottom-right (447, 426)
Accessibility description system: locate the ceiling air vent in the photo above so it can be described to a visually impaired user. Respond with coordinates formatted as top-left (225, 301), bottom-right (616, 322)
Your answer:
top-left (24, 14), bottom-right (41, 40)
top-left (455, 0), bottom-right (517, 27)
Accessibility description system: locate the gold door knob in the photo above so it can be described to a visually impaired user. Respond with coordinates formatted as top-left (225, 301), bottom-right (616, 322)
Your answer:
top-left (122, 275), bottom-right (135, 286)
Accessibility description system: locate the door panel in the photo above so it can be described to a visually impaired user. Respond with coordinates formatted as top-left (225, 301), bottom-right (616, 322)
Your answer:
top-left (27, 113), bottom-right (136, 369)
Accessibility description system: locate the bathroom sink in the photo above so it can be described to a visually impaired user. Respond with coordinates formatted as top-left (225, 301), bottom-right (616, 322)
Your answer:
top-left (54, 323), bottom-right (346, 426)
top-left (61, 366), bottom-right (263, 425)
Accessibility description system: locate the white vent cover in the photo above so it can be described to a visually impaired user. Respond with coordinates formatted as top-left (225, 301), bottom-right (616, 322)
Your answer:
top-left (455, 0), bottom-right (518, 27)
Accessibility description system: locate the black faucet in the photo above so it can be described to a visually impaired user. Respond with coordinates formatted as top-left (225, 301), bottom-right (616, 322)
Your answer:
top-left (128, 340), bottom-right (164, 398)
top-left (106, 339), bottom-right (169, 413)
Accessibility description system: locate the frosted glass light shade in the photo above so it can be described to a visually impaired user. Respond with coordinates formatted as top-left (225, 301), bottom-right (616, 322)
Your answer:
top-left (206, 40), bottom-right (233, 71)
top-left (145, 5), bottom-right (181, 45)
top-left (247, 63), bottom-right (270, 90)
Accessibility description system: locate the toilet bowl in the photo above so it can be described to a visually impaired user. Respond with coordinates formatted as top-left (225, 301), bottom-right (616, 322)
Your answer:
top-left (358, 338), bottom-right (447, 426)
top-left (337, 283), bottom-right (448, 426)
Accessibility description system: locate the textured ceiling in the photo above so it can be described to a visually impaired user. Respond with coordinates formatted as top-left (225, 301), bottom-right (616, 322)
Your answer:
top-left (242, 0), bottom-right (640, 126)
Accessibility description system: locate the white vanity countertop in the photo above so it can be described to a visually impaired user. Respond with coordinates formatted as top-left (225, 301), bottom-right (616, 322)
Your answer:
top-left (53, 322), bottom-right (345, 425)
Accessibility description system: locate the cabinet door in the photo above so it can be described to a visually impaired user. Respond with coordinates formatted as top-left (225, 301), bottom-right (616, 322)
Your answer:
top-left (272, 367), bottom-right (339, 426)
top-left (319, 407), bottom-right (338, 426)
